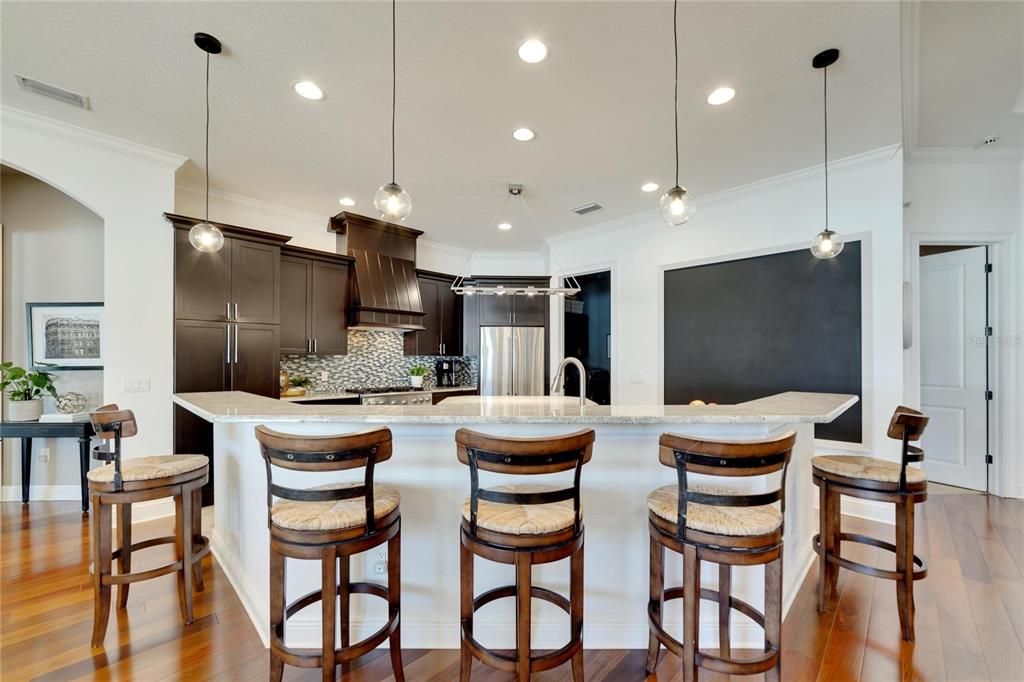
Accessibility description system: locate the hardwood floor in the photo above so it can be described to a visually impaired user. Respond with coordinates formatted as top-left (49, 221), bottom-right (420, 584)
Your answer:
top-left (2, 486), bottom-right (1022, 680)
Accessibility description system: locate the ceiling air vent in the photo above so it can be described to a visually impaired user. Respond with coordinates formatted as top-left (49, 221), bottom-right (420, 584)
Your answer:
top-left (15, 74), bottom-right (90, 110)
top-left (571, 202), bottom-right (603, 216)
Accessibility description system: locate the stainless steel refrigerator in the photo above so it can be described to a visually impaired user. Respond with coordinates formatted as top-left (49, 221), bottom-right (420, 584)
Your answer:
top-left (479, 327), bottom-right (545, 397)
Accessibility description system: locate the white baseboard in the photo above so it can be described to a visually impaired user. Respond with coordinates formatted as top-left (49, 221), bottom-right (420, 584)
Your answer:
top-left (211, 531), bottom-right (270, 647)
top-left (1, 484), bottom-right (81, 501)
top-left (123, 498), bottom-right (176, 523)
top-left (812, 496), bottom-right (895, 525)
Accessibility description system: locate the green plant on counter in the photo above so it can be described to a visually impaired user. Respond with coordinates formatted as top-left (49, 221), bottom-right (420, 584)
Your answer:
top-left (289, 375), bottom-right (314, 389)
top-left (0, 362), bottom-right (58, 401)
top-left (409, 365), bottom-right (428, 377)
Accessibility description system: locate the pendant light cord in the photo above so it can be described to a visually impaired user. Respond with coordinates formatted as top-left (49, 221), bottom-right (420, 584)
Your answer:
top-left (673, 0), bottom-right (679, 187)
top-left (391, 0), bottom-right (397, 184)
top-left (823, 63), bottom-right (829, 232)
top-left (204, 50), bottom-right (211, 223)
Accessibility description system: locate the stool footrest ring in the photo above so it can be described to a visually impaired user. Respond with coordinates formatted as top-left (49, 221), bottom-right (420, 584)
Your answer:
top-left (813, 532), bottom-right (927, 581)
top-left (90, 535), bottom-right (209, 585)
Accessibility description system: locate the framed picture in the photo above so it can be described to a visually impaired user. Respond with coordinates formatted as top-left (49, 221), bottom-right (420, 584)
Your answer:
top-left (26, 302), bottom-right (104, 370)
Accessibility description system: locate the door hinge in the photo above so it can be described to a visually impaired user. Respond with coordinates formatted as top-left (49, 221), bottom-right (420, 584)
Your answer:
top-left (985, 390), bottom-right (994, 401)
top-left (985, 326), bottom-right (993, 336)
top-left (986, 454), bottom-right (994, 464)
top-left (985, 263), bottom-right (993, 273)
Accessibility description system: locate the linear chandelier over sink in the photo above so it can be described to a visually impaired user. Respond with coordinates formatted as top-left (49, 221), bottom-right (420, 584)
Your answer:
top-left (451, 184), bottom-right (582, 298)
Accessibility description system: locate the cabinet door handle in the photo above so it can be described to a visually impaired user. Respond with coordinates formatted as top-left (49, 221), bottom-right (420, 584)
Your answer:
top-left (233, 303), bottom-right (239, 320)
top-left (226, 325), bottom-right (232, 364)
top-left (313, 338), bottom-right (317, 353)
top-left (233, 324), bottom-right (239, 363)
top-left (307, 338), bottom-right (312, 353)
top-left (225, 302), bottom-right (231, 320)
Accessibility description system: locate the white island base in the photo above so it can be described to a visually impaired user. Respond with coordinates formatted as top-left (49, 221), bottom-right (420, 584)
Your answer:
top-left (174, 391), bottom-right (857, 651)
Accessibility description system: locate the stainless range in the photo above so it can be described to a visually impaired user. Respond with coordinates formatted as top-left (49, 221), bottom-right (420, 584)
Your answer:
top-left (349, 386), bottom-right (433, 406)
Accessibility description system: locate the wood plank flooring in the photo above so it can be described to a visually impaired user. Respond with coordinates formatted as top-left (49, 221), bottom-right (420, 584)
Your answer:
top-left (2, 486), bottom-right (1022, 680)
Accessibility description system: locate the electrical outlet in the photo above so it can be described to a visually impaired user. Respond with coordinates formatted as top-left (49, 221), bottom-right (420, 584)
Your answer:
top-left (373, 561), bottom-right (387, 575)
top-left (320, 370), bottom-right (329, 382)
top-left (375, 549), bottom-right (387, 561)
top-left (39, 448), bottom-right (51, 462)
top-left (121, 377), bottom-right (151, 393)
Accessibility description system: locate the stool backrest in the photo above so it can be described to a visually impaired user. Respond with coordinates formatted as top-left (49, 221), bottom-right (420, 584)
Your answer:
top-left (885, 405), bottom-right (929, 491)
top-left (255, 425), bottom-right (392, 533)
top-left (89, 403), bottom-right (137, 490)
top-left (455, 428), bottom-right (595, 535)
top-left (658, 431), bottom-right (797, 540)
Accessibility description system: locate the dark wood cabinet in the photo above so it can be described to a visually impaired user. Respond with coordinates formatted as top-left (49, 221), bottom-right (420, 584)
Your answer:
top-left (404, 271), bottom-right (462, 356)
top-left (232, 323), bottom-right (280, 395)
top-left (512, 294), bottom-right (548, 326)
top-left (479, 294), bottom-right (512, 326)
top-left (462, 276), bottom-right (550, 356)
top-left (230, 240), bottom-right (280, 324)
top-left (174, 230), bottom-right (231, 321)
top-left (280, 246), bottom-right (352, 355)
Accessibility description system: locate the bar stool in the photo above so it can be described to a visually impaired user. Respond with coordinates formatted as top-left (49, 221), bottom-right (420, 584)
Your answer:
top-left (813, 406), bottom-right (929, 641)
top-left (456, 428), bottom-right (595, 682)
top-left (87, 405), bottom-right (210, 648)
top-left (255, 425), bottom-right (403, 682)
top-left (646, 431), bottom-right (796, 682)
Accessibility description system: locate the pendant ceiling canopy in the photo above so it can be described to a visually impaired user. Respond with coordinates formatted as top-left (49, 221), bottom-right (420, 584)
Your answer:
top-left (809, 48), bottom-right (845, 260)
top-left (188, 32), bottom-right (225, 253)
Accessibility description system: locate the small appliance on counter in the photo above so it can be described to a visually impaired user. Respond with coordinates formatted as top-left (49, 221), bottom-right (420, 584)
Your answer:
top-left (435, 359), bottom-right (458, 387)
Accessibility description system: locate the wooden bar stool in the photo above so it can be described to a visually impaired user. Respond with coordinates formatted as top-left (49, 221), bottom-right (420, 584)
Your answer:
top-left (455, 428), bottom-right (595, 682)
top-left (255, 425), bottom-right (403, 682)
top-left (813, 406), bottom-right (929, 641)
top-left (646, 431), bottom-right (796, 682)
top-left (87, 405), bottom-right (210, 648)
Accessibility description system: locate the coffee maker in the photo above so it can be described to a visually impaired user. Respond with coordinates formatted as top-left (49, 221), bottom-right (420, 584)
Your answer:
top-left (435, 359), bottom-right (457, 387)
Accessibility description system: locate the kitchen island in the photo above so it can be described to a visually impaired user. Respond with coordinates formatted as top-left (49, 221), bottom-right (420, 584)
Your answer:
top-left (173, 390), bottom-right (857, 650)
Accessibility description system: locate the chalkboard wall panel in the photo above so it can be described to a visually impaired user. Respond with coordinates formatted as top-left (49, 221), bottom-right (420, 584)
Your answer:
top-left (664, 243), bottom-right (862, 442)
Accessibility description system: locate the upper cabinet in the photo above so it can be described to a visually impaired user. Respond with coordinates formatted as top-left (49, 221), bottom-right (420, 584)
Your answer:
top-left (404, 271), bottom-right (462, 356)
top-left (280, 245), bottom-right (353, 355)
top-left (461, 276), bottom-right (550, 355)
top-left (168, 213), bottom-right (289, 325)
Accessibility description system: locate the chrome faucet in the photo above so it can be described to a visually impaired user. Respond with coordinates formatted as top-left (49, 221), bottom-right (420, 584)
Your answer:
top-left (551, 357), bottom-right (587, 407)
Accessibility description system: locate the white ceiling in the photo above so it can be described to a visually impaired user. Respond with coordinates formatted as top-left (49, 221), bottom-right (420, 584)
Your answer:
top-left (2, 1), bottom-right (907, 249)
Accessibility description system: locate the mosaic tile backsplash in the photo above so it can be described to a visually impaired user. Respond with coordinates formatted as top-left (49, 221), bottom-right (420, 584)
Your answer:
top-left (281, 330), bottom-right (478, 391)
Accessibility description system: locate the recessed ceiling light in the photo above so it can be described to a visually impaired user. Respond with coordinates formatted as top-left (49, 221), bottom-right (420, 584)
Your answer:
top-left (641, 182), bottom-right (660, 193)
top-left (498, 222), bottom-right (512, 231)
top-left (338, 197), bottom-right (356, 207)
top-left (293, 81), bottom-right (324, 100)
top-left (512, 127), bottom-right (535, 142)
top-left (518, 39), bottom-right (548, 63)
top-left (707, 86), bottom-right (735, 106)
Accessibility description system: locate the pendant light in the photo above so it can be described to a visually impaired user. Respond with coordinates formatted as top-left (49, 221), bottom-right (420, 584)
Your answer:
top-left (659, 0), bottom-right (696, 226)
top-left (373, 0), bottom-right (413, 221)
top-left (809, 48), bottom-right (844, 259)
top-left (188, 33), bottom-right (225, 253)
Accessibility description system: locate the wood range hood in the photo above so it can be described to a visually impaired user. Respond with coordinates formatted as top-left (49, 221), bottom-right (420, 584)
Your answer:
top-left (328, 212), bottom-right (426, 332)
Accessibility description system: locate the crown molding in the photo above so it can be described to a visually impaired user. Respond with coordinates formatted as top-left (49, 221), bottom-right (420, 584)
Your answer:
top-left (548, 144), bottom-right (902, 245)
top-left (176, 183), bottom-right (328, 224)
top-left (1, 106), bottom-right (186, 171)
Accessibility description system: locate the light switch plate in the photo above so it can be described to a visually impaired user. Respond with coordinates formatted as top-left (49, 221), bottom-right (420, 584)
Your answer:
top-left (122, 377), bottom-right (151, 393)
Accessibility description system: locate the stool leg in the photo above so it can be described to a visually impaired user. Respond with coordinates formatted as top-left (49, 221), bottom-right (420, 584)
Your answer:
top-left (896, 497), bottom-right (916, 642)
top-left (817, 480), bottom-right (829, 612)
top-left (682, 543), bottom-right (699, 682)
top-left (338, 552), bottom-right (351, 675)
top-left (90, 496), bottom-right (112, 648)
top-left (388, 526), bottom-right (405, 682)
top-left (826, 486), bottom-right (841, 604)
top-left (765, 554), bottom-right (783, 682)
top-left (460, 533), bottom-right (474, 682)
top-left (515, 552), bottom-right (532, 682)
top-left (192, 487), bottom-right (205, 592)
top-left (718, 563), bottom-right (731, 658)
top-left (116, 502), bottom-right (132, 609)
top-left (322, 545), bottom-right (337, 682)
top-left (570, 538), bottom-right (584, 682)
top-left (174, 491), bottom-right (195, 624)
top-left (269, 548), bottom-right (286, 682)
top-left (646, 530), bottom-right (664, 674)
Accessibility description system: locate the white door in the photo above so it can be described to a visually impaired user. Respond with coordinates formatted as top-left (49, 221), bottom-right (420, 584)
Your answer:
top-left (919, 246), bottom-right (988, 491)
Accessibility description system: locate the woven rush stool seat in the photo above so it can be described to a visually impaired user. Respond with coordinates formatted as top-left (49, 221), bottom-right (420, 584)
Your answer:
top-left (87, 405), bottom-right (209, 649)
top-left (460, 483), bottom-right (578, 535)
top-left (271, 483), bottom-right (401, 531)
top-left (811, 454), bottom-right (927, 484)
top-left (646, 484), bottom-right (783, 537)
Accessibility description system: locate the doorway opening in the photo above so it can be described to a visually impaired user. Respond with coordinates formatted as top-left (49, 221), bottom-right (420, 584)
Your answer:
top-left (919, 244), bottom-right (991, 492)
top-left (562, 270), bottom-right (611, 404)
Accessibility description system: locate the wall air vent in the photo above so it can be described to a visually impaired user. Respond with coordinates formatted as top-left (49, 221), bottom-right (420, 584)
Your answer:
top-left (15, 74), bottom-right (90, 110)
top-left (571, 202), bottom-right (603, 216)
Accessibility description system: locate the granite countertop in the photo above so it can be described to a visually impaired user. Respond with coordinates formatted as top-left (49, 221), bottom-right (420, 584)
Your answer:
top-left (280, 386), bottom-right (477, 402)
top-left (174, 390), bottom-right (858, 425)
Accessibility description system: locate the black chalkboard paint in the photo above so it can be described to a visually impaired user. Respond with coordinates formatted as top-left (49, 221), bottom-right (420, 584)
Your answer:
top-left (664, 243), bottom-right (862, 443)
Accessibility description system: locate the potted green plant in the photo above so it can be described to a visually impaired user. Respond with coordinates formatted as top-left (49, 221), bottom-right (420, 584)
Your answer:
top-left (1, 362), bottom-right (58, 422)
top-left (409, 365), bottom-right (428, 389)
top-left (286, 375), bottom-right (314, 396)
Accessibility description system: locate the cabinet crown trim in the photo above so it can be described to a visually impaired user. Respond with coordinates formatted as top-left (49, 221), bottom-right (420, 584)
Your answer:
top-left (164, 213), bottom-right (293, 246)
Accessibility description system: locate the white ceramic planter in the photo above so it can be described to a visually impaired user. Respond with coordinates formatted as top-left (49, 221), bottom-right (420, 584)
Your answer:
top-left (6, 398), bottom-right (43, 422)
top-left (410, 376), bottom-right (424, 388)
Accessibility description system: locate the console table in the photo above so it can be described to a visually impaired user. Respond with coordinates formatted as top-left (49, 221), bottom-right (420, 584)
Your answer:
top-left (0, 420), bottom-right (95, 513)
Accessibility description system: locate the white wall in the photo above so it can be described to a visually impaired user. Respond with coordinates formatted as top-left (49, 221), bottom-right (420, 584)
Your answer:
top-left (904, 159), bottom-right (1023, 497)
top-left (1, 169), bottom-right (104, 492)
top-left (1, 107), bottom-right (184, 491)
top-left (548, 145), bottom-right (906, 461)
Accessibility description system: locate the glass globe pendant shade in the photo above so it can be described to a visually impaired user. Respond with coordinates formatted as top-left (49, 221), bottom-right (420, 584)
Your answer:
top-left (810, 228), bottom-right (844, 259)
top-left (373, 182), bottom-right (412, 221)
top-left (188, 222), bottom-right (225, 253)
top-left (659, 185), bottom-right (696, 226)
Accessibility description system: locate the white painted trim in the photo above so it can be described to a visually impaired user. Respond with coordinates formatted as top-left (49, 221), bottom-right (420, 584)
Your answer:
top-left (812, 497), bottom-right (896, 526)
top-left (1, 485), bottom-right (80, 501)
top-left (176, 183), bottom-right (326, 225)
top-left (211, 530), bottom-right (270, 647)
top-left (909, 147), bottom-right (1024, 165)
top-left (126, 497), bottom-right (175, 523)
top-left (0, 106), bottom-right (186, 170)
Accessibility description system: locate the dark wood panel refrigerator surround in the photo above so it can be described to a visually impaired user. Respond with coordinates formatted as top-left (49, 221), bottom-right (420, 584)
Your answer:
top-left (461, 276), bottom-right (551, 356)
top-left (663, 243), bottom-right (863, 443)
top-left (280, 245), bottom-right (353, 355)
top-left (167, 214), bottom-right (289, 504)
top-left (404, 270), bottom-right (462, 356)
